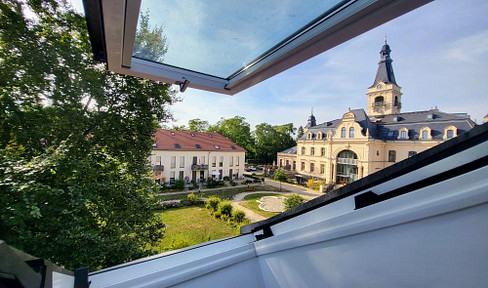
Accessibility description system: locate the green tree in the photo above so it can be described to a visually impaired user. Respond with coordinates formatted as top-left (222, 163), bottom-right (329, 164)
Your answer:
top-left (273, 168), bottom-right (287, 191)
top-left (133, 10), bottom-right (168, 62)
top-left (188, 118), bottom-right (209, 132)
top-left (0, 0), bottom-right (176, 270)
top-left (284, 194), bottom-right (305, 210)
top-left (297, 126), bottom-right (304, 140)
top-left (208, 116), bottom-right (255, 159)
top-left (254, 123), bottom-right (296, 164)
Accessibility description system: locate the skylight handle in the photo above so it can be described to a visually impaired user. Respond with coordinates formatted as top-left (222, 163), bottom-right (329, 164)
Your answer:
top-left (177, 79), bottom-right (190, 92)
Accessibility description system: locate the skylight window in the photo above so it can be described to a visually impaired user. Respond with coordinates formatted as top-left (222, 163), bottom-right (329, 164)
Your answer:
top-left (83, 0), bottom-right (430, 95)
top-left (214, 145), bottom-right (220, 149)
top-left (174, 144), bottom-right (181, 148)
top-left (195, 144), bottom-right (201, 149)
top-left (191, 133), bottom-right (195, 137)
top-left (231, 146), bottom-right (236, 150)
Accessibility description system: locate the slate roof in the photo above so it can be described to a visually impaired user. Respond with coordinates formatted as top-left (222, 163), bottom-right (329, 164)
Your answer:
top-left (153, 129), bottom-right (245, 152)
top-left (298, 109), bottom-right (476, 142)
top-left (278, 146), bottom-right (297, 154)
top-left (370, 42), bottom-right (397, 87)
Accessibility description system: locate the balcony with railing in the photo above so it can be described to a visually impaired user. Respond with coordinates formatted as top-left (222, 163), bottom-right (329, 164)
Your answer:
top-left (153, 165), bottom-right (164, 172)
top-left (337, 158), bottom-right (358, 165)
top-left (191, 164), bottom-right (209, 171)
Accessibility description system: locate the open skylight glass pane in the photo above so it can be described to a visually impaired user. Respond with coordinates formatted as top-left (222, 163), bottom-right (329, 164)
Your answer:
top-left (134, 0), bottom-right (346, 79)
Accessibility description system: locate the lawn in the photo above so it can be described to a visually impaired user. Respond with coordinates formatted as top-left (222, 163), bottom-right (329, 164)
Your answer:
top-left (156, 185), bottom-right (283, 201)
top-left (151, 205), bottom-right (239, 253)
top-left (239, 193), bottom-right (287, 219)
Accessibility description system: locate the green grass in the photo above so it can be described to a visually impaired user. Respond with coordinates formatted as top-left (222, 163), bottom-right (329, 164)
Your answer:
top-left (151, 205), bottom-right (239, 253)
top-left (239, 193), bottom-right (286, 218)
top-left (156, 185), bottom-right (283, 201)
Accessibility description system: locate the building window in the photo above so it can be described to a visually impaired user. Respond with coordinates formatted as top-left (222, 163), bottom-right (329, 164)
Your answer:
top-left (170, 171), bottom-right (175, 184)
top-left (293, 161), bottom-right (296, 171)
top-left (310, 163), bottom-right (315, 173)
top-left (447, 129), bottom-right (454, 139)
top-left (341, 127), bottom-right (346, 138)
top-left (171, 156), bottom-right (176, 168)
top-left (388, 150), bottom-right (396, 162)
top-left (321, 147), bottom-right (325, 156)
top-left (401, 130), bottom-right (407, 139)
top-left (336, 150), bottom-right (358, 185)
top-left (156, 156), bottom-right (161, 165)
top-left (301, 147), bottom-right (306, 155)
top-left (311, 147), bottom-right (315, 156)
top-left (179, 156), bottom-right (185, 168)
top-left (219, 156), bottom-right (223, 167)
top-left (301, 162), bottom-right (305, 171)
top-left (317, 132), bottom-right (322, 139)
top-left (201, 156), bottom-right (205, 164)
top-left (320, 164), bottom-right (325, 174)
top-left (229, 156), bottom-right (233, 167)
top-left (179, 171), bottom-right (184, 180)
top-left (349, 127), bottom-right (354, 138)
top-left (374, 96), bottom-right (384, 107)
top-left (212, 156), bottom-right (216, 167)
top-left (422, 130), bottom-right (429, 139)
top-left (279, 159), bottom-right (283, 167)
top-left (408, 151), bottom-right (417, 157)
top-left (236, 157), bottom-right (240, 166)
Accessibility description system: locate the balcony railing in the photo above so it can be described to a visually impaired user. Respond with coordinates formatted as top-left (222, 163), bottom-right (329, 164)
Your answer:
top-left (337, 158), bottom-right (358, 165)
top-left (191, 164), bottom-right (209, 171)
top-left (153, 165), bottom-right (164, 171)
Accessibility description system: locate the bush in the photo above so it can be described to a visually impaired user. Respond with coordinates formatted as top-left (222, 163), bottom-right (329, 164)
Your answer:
top-left (218, 202), bottom-right (233, 217)
top-left (223, 176), bottom-right (230, 181)
top-left (205, 196), bottom-right (221, 212)
top-left (206, 180), bottom-right (224, 188)
top-left (230, 181), bottom-right (237, 186)
top-left (233, 210), bottom-right (246, 223)
top-left (173, 179), bottom-right (185, 190)
top-left (214, 211), bottom-right (222, 219)
top-left (284, 194), bottom-right (305, 210)
top-left (241, 180), bottom-right (249, 184)
top-left (306, 179), bottom-right (326, 191)
top-left (187, 193), bottom-right (199, 204)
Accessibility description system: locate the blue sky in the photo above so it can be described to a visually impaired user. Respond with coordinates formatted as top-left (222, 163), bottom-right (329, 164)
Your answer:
top-left (72, 0), bottom-right (488, 130)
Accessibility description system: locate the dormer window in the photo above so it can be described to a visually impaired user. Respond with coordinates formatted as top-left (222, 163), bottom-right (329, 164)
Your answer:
top-left (307, 132), bottom-right (313, 140)
top-left (191, 133), bottom-right (195, 137)
top-left (317, 132), bottom-right (322, 139)
top-left (174, 144), bottom-right (181, 148)
top-left (214, 145), bottom-right (219, 149)
top-left (420, 127), bottom-right (432, 140)
top-left (444, 126), bottom-right (457, 139)
top-left (195, 144), bottom-right (201, 149)
top-left (349, 127), bottom-right (354, 138)
top-left (399, 127), bottom-right (408, 139)
top-left (341, 127), bottom-right (346, 138)
top-left (152, 143), bottom-right (157, 147)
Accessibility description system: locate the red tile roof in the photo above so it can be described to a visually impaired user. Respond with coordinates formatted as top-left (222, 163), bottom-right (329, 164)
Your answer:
top-left (153, 129), bottom-right (246, 152)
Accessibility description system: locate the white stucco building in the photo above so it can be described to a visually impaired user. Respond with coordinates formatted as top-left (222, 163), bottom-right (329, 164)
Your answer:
top-left (149, 129), bottom-right (246, 184)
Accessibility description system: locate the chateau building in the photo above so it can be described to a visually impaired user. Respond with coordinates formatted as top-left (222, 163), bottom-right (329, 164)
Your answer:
top-left (150, 130), bottom-right (245, 184)
top-left (277, 41), bottom-right (476, 186)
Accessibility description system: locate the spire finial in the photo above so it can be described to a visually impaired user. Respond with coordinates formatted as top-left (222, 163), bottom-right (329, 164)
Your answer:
top-left (384, 34), bottom-right (388, 44)
top-left (311, 107), bottom-right (313, 116)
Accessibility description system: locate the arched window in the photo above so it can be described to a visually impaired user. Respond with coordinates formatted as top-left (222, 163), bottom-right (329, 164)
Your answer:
top-left (349, 127), bottom-right (354, 138)
top-left (336, 150), bottom-right (358, 185)
top-left (341, 127), bottom-right (346, 138)
top-left (394, 96), bottom-right (399, 106)
top-left (422, 130), bottom-right (429, 139)
top-left (374, 96), bottom-right (384, 107)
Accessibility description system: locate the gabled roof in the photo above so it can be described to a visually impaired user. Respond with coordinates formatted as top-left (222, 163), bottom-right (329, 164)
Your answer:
top-left (153, 130), bottom-right (245, 152)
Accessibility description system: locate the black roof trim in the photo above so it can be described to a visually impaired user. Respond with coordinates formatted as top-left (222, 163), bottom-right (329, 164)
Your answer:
top-left (241, 122), bottom-right (488, 234)
top-left (82, 0), bottom-right (106, 62)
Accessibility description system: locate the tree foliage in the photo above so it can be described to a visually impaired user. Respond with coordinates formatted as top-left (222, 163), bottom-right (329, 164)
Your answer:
top-left (188, 118), bottom-right (209, 132)
top-left (254, 123), bottom-right (296, 164)
top-left (274, 168), bottom-right (287, 183)
top-left (0, 0), bottom-right (176, 270)
top-left (208, 116), bottom-right (255, 158)
top-left (297, 126), bottom-right (304, 140)
top-left (133, 10), bottom-right (168, 62)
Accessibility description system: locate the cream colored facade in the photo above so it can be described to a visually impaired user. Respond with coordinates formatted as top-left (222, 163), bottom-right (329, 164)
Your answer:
top-left (149, 150), bottom-right (245, 184)
top-left (277, 42), bottom-right (476, 186)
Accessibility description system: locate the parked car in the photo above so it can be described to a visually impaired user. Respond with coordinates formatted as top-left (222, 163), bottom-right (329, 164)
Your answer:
top-left (244, 167), bottom-right (251, 172)
top-left (247, 166), bottom-right (256, 171)
top-left (256, 165), bottom-right (263, 170)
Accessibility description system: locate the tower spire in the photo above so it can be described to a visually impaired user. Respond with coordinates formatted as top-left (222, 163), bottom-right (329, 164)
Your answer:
top-left (372, 38), bottom-right (397, 86)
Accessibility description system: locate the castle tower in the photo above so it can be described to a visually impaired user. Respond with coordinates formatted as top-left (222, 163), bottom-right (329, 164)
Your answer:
top-left (304, 108), bottom-right (316, 132)
top-left (367, 39), bottom-right (402, 116)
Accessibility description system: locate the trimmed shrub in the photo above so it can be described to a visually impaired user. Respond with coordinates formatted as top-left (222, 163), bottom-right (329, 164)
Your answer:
top-left (230, 181), bottom-right (237, 186)
top-left (187, 193), bottom-right (199, 204)
top-left (284, 194), bottom-right (305, 210)
top-left (218, 202), bottom-right (233, 217)
top-left (214, 211), bottom-right (222, 219)
top-left (223, 176), bottom-right (230, 181)
top-left (233, 210), bottom-right (246, 223)
top-left (205, 196), bottom-right (221, 212)
top-left (173, 179), bottom-right (185, 190)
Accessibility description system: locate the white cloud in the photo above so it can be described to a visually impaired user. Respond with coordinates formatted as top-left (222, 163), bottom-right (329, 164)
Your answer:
top-left (443, 31), bottom-right (488, 62)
